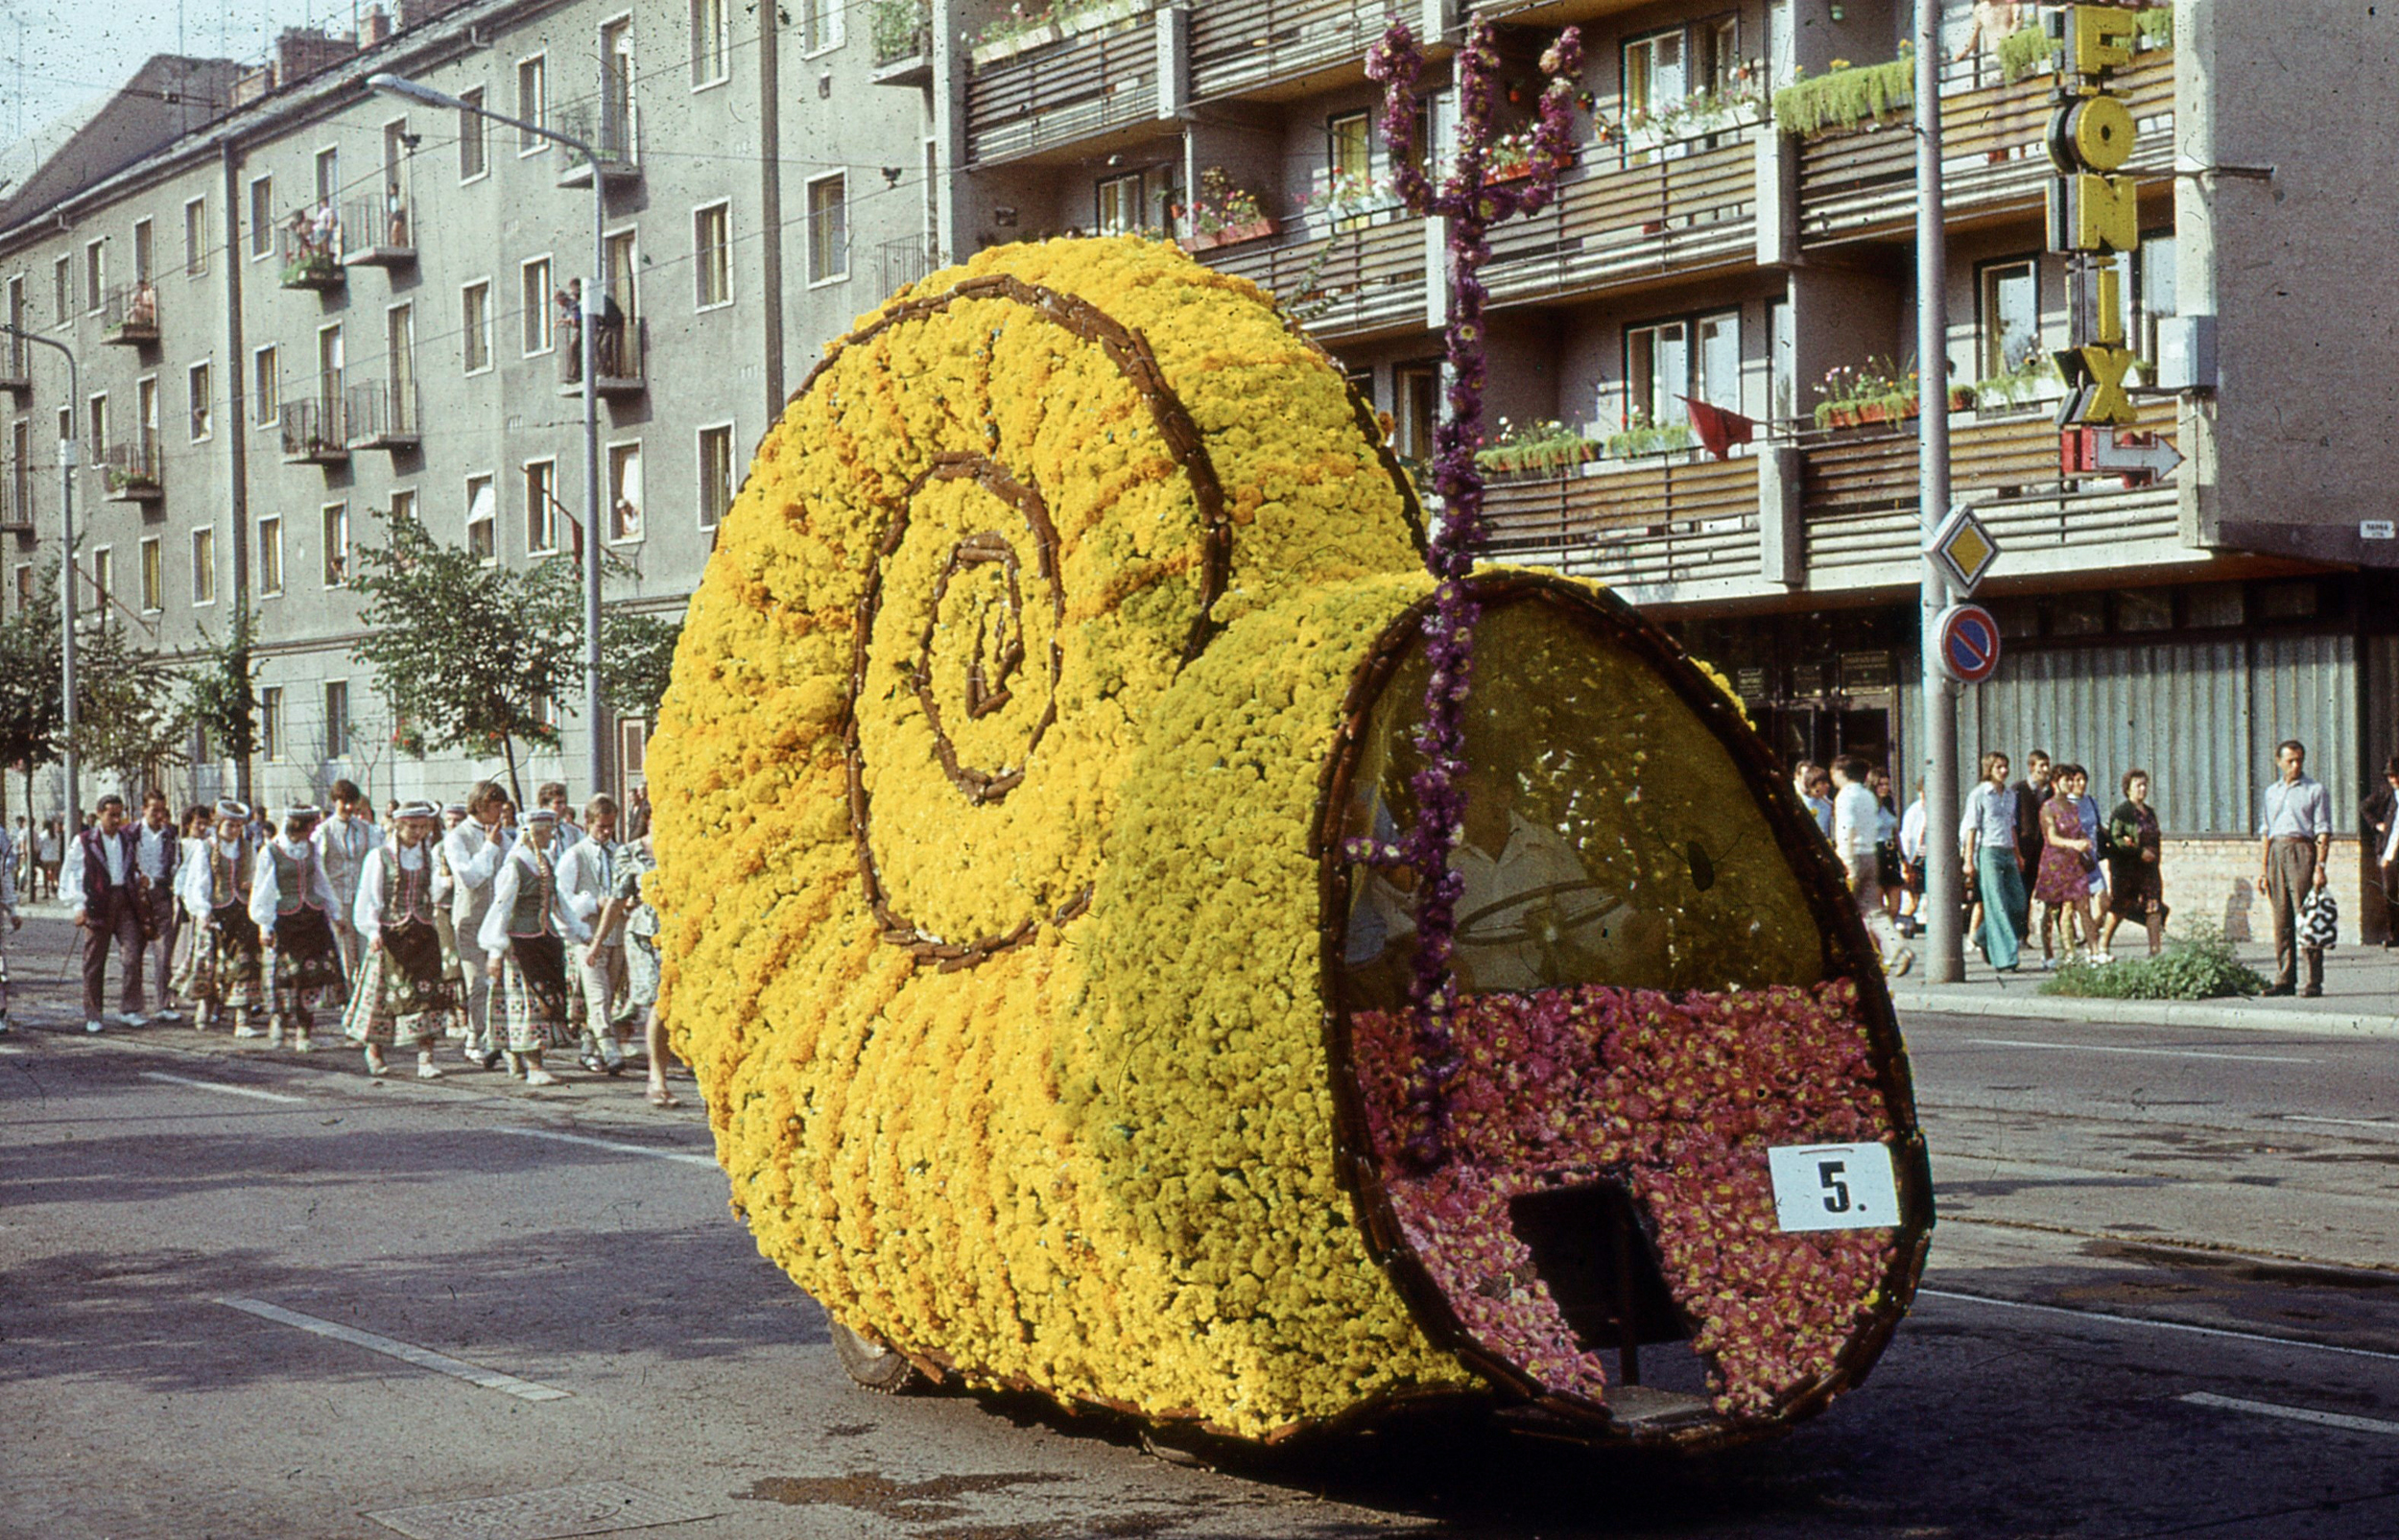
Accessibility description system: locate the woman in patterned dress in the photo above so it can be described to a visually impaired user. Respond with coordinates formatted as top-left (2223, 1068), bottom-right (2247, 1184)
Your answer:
top-left (341, 801), bottom-right (457, 1078)
top-left (249, 805), bottom-right (348, 1051)
top-left (176, 801), bottom-right (266, 1032)
top-left (2101, 769), bottom-right (2169, 960)
top-left (478, 807), bottom-right (590, 1086)
top-left (2033, 765), bottom-right (2099, 964)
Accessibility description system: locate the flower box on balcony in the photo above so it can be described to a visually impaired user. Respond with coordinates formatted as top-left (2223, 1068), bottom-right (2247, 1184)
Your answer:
top-left (971, 0), bottom-right (1155, 68)
top-left (1181, 217), bottom-right (1279, 252)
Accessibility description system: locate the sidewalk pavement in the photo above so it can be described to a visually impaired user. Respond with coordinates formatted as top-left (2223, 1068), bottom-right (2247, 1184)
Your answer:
top-left (1888, 935), bottom-right (2399, 1037)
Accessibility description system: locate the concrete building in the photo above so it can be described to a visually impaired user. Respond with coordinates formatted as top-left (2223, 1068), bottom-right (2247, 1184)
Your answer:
top-left (8, 0), bottom-right (2398, 939)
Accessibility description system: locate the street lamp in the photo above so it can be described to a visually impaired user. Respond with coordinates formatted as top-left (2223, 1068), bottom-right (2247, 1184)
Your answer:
top-left (2, 321), bottom-right (81, 827)
top-left (369, 72), bottom-right (609, 798)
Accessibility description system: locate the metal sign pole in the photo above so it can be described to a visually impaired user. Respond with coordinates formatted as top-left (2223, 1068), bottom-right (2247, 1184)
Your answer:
top-left (1915, 1), bottom-right (1964, 983)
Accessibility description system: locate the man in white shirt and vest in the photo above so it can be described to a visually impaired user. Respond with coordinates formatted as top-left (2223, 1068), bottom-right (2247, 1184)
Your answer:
top-left (1833, 757), bottom-right (1914, 976)
top-left (2258, 738), bottom-right (2334, 997)
top-left (313, 778), bottom-right (381, 999)
top-left (60, 794), bottom-right (149, 1032)
top-left (442, 780), bottom-right (516, 1067)
top-left (132, 790), bottom-right (185, 1024)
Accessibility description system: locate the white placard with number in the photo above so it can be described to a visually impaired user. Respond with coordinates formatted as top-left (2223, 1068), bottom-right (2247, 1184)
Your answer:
top-left (1768, 1142), bottom-right (1901, 1232)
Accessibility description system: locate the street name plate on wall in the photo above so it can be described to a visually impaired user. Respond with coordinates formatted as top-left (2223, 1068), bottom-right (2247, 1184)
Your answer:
top-left (1768, 1142), bottom-right (1902, 1232)
top-left (2363, 520), bottom-right (2396, 541)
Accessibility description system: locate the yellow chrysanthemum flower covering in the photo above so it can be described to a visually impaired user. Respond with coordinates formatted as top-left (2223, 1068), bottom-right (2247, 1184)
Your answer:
top-left (646, 236), bottom-right (1461, 1435)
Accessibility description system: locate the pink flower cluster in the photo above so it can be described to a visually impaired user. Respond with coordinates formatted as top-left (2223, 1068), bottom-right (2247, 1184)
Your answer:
top-left (1351, 981), bottom-right (1901, 1418)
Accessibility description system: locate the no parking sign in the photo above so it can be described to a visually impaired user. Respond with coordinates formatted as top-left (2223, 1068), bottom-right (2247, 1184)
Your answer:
top-left (1936, 604), bottom-right (2003, 684)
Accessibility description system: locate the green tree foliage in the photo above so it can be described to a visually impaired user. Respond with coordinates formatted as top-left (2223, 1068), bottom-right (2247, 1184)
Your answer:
top-left (0, 559), bottom-right (64, 817)
top-left (71, 619), bottom-right (191, 796)
top-left (182, 604), bottom-right (259, 778)
top-left (601, 606), bottom-right (681, 724)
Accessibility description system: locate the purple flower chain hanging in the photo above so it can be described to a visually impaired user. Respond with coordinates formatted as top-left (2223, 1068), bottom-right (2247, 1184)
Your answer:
top-left (1352, 17), bottom-right (1584, 1173)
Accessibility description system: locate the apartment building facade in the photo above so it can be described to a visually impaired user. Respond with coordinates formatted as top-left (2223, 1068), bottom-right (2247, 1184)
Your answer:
top-left (8, 0), bottom-right (2398, 932)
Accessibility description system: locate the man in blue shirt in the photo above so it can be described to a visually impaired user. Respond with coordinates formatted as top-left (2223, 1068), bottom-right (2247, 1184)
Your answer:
top-left (2258, 739), bottom-right (2333, 996)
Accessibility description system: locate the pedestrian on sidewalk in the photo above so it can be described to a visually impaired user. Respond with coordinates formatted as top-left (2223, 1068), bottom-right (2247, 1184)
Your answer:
top-left (479, 807), bottom-right (590, 1087)
top-left (2034, 766), bottom-right (2099, 966)
top-left (132, 791), bottom-right (184, 1024)
top-left (177, 802), bottom-right (265, 1033)
top-left (1833, 757), bottom-right (1914, 975)
top-left (2012, 750), bottom-right (2055, 962)
top-left (342, 801), bottom-right (455, 1080)
top-left (443, 783), bottom-right (516, 1068)
top-left (1793, 761), bottom-right (1833, 841)
top-left (1870, 766), bottom-right (1905, 925)
top-left (556, 793), bottom-right (629, 1073)
top-left (313, 779), bottom-right (382, 1004)
top-left (2258, 739), bottom-right (2333, 997)
top-left (2365, 755), bottom-right (2399, 950)
top-left (36, 817), bottom-right (62, 901)
top-left (587, 829), bottom-right (679, 1107)
top-left (250, 805), bottom-right (347, 1051)
top-left (0, 813), bottom-right (19, 1033)
top-left (60, 794), bottom-right (149, 1033)
top-left (2102, 769), bottom-right (2168, 960)
top-left (1897, 785), bottom-right (1928, 938)
top-left (1962, 751), bottom-right (2026, 972)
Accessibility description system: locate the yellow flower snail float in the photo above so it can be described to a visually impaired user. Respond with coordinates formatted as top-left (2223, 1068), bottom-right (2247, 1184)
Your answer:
top-left (646, 233), bottom-right (1932, 1450)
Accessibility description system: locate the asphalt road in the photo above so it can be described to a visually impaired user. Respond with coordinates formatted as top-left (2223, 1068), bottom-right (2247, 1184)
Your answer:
top-left (5, 910), bottom-right (2399, 1540)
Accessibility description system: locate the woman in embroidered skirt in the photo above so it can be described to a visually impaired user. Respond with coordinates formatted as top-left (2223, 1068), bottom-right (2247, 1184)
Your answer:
top-left (342, 801), bottom-right (457, 1078)
top-left (250, 805), bottom-right (348, 1050)
top-left (430, 802), bottom-right (473, 1043)
top-left (2033, 765), bottom-right (2099, 965)
top-left (479, 807), bottom-right (590, 1086)
top-left (177, 801), bottom-right (266, 1033)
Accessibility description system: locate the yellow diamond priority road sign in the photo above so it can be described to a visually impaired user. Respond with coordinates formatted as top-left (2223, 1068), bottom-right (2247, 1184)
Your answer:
top-left (1927, 504), bottom-right (2001, 596)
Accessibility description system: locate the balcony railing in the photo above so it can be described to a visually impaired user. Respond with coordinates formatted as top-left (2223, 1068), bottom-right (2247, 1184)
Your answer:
top-left (1190, 0), bottom-right (1420, 103)
top-left (557, 79), bottom-right (639, 187)
top-left (871, 0), bottom-right (933, 83)
top-left (340, 194), bottom-right (416, 267)
top-left (101, 282), bottom-right (160, 345)
top-left (279, 396), bottom-right (350, 464)
top-left (0, 467), bottom-right (30, 532)
top-left (1482, 452), bottom-right (1764, 592)
top-left (966, 2), bottom-right (1161, 165)
top-left (278, 221), bottom-right (345, 291)
top-left (559, 314), bottom-right (647, 397)
top-left (875, 234), bottom-right (938, 296)
top-left (100, 438), bottom-right (163, 502)
top-left (2, 331), bottom-right (30, 395)
top-left (1484, 132), bottom-right (1761, 307)
top-left (345, 379), bottom-right (420, 451)
top-left (1795, 47), bottom-right (2173, 248)
top-left (1201, 207), bottom-right (1427, 340)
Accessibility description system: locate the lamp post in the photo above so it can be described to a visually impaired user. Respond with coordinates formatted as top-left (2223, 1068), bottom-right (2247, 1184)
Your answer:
top-left (1913, 2), bottom-right (1963, 982)
top-left (369, 72), bottom-right (608, 797)
top-left (3, 321), bottom-right (82, 826)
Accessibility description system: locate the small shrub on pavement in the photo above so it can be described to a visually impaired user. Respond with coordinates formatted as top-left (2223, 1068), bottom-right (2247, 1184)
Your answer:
top-left (2040, 927), bottom-right (2267, 1001)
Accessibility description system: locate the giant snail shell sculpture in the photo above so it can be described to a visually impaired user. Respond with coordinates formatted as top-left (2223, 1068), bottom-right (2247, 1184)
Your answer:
top-left (648, 236), bottom-right (1933, 1451)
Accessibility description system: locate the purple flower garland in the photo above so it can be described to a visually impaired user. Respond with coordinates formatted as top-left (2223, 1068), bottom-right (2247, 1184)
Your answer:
top-left (1356, 18), bottom-right (1585, 1172)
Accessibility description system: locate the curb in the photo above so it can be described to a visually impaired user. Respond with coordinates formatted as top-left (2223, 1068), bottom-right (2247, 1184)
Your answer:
top-left (1888, 988), bottom-right (2399, 1038)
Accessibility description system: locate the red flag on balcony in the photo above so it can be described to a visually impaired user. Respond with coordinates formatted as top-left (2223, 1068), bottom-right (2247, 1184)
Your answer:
top-left (1680, 395), bottom-right (1756, 462)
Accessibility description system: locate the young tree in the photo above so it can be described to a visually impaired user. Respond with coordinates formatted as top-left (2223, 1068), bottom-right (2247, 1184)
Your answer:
top-left (348, 510), bottom-right (582, 805)
top-left (72, 620), bottom-right (191, 799)
top-left (0, 560), bottom-right (65, 821)
top-left (182, 604), bottom-right (259, 803)
top-left (601, 605), bottom-right (682, 725)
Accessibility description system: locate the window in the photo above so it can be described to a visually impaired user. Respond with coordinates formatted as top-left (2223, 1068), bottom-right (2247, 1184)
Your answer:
top-left (462, 279), bottom-right (492, 372)
top-left (1392, 361), bottom-right (1439, 463)
top-left (466, 474), bottom-right (496, 562)
top-left (191, 525), bottom-right (216, 605)
top-left (805, 0), bottom-right (843, 52)
top-left (1769, 297), bottom-right (1795, 419)
top-left (2135, 230), bottom-right (2176, 378)
top-left (525, 459), bottom-right (558, 554)
top-left (459, 87), bottom-right (488, 179)
top-left (1624, 30), bottom-right (1687, 124)
top-left (516, 56), bottom-right (548, 154)
top-left (1694, 308), bottom-right (1741, 415)
top-left (5, 275), bottom-right (23, 370)
top-left (387, 303), bottom-right (416, 425)
top-left (608, 441), bottom-right (643, 542)
top-left (252, 344), bottom-right (279, 425)
top-left (316, 324), bottom-right (344, 430)
top-left (314, 147), bottom-right (340, 211)
top-left (1625, 320), bottom-right (1688, 429)
top-left (1095, 172), bottom-right (1148, 238)
top-left (90, 545), bottom-right (112, 616)
top-left (321, 502), bottom-right (348, 587)
top-left (606, 229), bottom-right (639, 318)
top-left (2115, 589), bottom-right (2173, 632)
top-left (136, 375), bottom-right (158, 452)
top-left (131, 218), bottom-right (154, 284)
top-left (84, 241), bottom-right (104, 313)
top-left (389, 487), bottom-right (416, 526)
top-left (53, 256), bottom-right (70, 323)
top-left (258, 515), bottom-right (283, 597)
top-left (521, 257), bottom-right (554, 354)
top-left (139, 536), bottom-right (162, 612)
top-left (188, 361), bottom-right (211, 440)
top-left (693, 203), bottom-right (731, 309)
top-left (807, 174), bottom-right (847, 284)
top-left (16, 563), bottom-right (34, 612)
top-left (184, 197), bottom-right (208, 275)
top-left (1326, 109), bottom-right (1371, 213)
top-left (1980, 257), bottom-right (2042, 380)
top-left (9, 420), bottom-right (27, 527)
top-left (698, 422), bottom-right (735, 529)
top-left (618, 716), bottom-right (649, 790)
top-left (261, 685), bottom-right (284, 762)
top-left (323, 680), bottom-right (349, 759)
top-left (1700, 15), bottom-right (1743, 98)
top-left (692, 0), bottom-right (729, 85)
top-left (249, 175), bottom-right (273, 258)
top-left (87, 393), bottom-right (107, 457)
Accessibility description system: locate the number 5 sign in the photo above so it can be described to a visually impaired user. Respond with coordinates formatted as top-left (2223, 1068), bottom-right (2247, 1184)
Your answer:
top-left (1768, 1143), bottom-right (1903, 1232)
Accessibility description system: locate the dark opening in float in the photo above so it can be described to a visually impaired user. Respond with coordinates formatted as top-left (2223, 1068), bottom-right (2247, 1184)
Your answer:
top-left (1319, 576), bottom-right (1934, 1444)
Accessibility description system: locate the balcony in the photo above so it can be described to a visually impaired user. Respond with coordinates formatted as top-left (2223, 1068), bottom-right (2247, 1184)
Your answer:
top-left (875, 234), bottom-right (938, 296)
top-left (871, 0), bottom-right (933, 86)
top-left (556, 86), bottom-right (639, 189)
top-left (1201, 207), bottom-right (1427, 341)
top-left (100, 439), bottom-right (163, 503)
top-left (1483, 451), bottom-right (1763, 594)
top-left (558, 314), bottom-right (647, 398)
top-left (345, 379), bottom-right (420, 453)
top-left (339, 194), bottom-right (416, 268)
top-left (1190, 0), bottom-right (1432, 103)
top-left (101, 282), bottom-right (160, 346)
top-left (279, 397), bottom-right (350, 465)
top-left (0, 471), bottom-right (30, 533)
top-left (1484, 131), bottom-right (1760, 308)
top-left (278, 223), bottom-right (344, 292)
top-left (1794, 48), bottom-right (2174, 249)
top-left (966, 0), bottom-right (1162, 165)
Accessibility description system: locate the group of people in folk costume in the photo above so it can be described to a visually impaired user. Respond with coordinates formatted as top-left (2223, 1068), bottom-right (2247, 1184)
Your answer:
top-left (41, 773), bottom-right (678, 1103)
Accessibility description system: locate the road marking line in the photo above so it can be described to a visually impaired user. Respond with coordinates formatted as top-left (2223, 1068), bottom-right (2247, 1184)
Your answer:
top-left (1963, 1037), bottom-right (2316, 1065)
top-left (141, 1071), bottom-right (305, 1103)
top-left (495, 1125), bottom-right (719, 1169)
top-left (1921, 1288), bottom-right (2399, 1365)
top-left (2286, 1115), bottom-right (2399, 1131)
top-left (218, 1297), bottom-right (571, 1402)
top-left (2179, 1391), bottom-right (2399, 1437)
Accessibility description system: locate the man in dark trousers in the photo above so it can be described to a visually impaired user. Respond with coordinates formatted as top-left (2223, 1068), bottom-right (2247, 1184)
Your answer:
top-left (2364, 755), bottom-right (2399, 948)
top-left (59, 794), bottom-right (148, 1033)
top-left (2011, 749), bottom-right (2054, 958)
top-left (132, 790), bottom-right (184, 1022)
